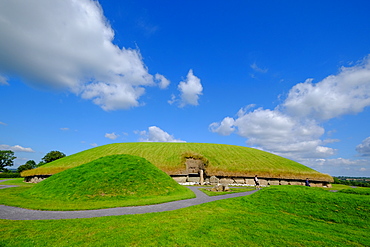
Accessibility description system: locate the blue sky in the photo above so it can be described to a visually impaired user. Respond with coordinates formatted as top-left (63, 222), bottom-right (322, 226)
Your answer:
top-left (1, 0), bottom-right (370, 177)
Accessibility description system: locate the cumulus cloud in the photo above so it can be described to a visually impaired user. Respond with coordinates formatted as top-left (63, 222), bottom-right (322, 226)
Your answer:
top-left (302, 158), bottom-right (370, 176)
top-left (105, 132), bottom-right (119, 140)
top-left (0, 144), bottom-right (34, 152)
top-left (155, 73), bottom-right (170, 89)
top-left (235, 107), bottom-right (335, 159)
top-left (210, 107), bottom-right (335, 160)
top-left (210, 56), bottom-right (370, 161)
top-left (283, 56), bottom-right (370, 120)
top-left (356, 137), bottom-right (370, 156)
top-left (168, 94), bottom-right (177, 105)
top-left (209, 117), bottom-right (235, 136)
top-left (138, 126), bottom-right (186, 142)
top-left (177, 70), bottom-right (203, 107)
top-left (0, 0), bottom-right (168, 111)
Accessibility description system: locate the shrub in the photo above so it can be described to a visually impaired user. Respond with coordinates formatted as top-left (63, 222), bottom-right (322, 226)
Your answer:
top-left (0, 172), bottom-right (21, 178)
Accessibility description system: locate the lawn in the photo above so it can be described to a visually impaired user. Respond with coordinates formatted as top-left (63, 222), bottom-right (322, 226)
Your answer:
top-left (199, 186), bottom-right (256, 196)
top-left (0, 182), bottom-right (368, 246)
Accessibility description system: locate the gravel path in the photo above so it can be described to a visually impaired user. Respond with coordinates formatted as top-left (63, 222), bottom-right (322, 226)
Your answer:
top-left (0, 179), bottom-right (18, 190)
top-left (0, 186), bottom-right (258, 220)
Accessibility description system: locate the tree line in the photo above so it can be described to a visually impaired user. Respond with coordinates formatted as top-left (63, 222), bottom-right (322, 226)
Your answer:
top-left (333, 177), bottom-right (370, 187)
top-left (0, 150), bottom-right (66, 175)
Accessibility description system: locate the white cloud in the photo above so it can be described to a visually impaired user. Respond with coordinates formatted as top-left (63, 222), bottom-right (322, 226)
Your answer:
top-left (211, 56), bottom-right (370, 162)
top-left (60, 127), bottom-right (70, 131)
top-left (177, 69), bottom-right (203, 107)
top-left (209, 117), bottom-right (235, 136)
top-left (155, 73), bottom-right (170, 89)
top-left (0, 144), bottom-right (34, 152)
top-left (0, 75), bottom-right (9, 85)
top-left (283, 56), bottom-right (370, 120)
top-left (0, 122), bottom-right (7, 126)
top-left (0, 0), bottom-right (168, 111)
top-left (105, 132), bottom-right (119, 140)
top-left (90, 143), bottom-right (98, 147)
top-left (210, 107), bottom-right (334, 160)
top-left (323, 139), bottom-right (340, 144)
top-left (168, 94), bottom-right (177, 105)
top-left (138, 126), bottom-right (186, 142)
top-left (301, 158), bottom-right (370, 176)
top-left (250, 62), bottom-right (268, 73)
top-left (234, 108), bottom-right (334, 159)
top-left (356, 137), bottom-right (370, 156)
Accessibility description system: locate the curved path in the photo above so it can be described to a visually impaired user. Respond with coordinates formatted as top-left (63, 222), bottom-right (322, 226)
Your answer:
top-left (0, 179), bottom-right (18, 190)
top-left (0, 185), bottom-right (258, 220)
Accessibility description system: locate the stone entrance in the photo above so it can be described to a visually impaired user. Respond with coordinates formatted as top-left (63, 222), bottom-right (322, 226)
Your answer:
top-left (184, 158), bottom-right (205, 184)
top-left (186, 158), bottom-right (203, 174)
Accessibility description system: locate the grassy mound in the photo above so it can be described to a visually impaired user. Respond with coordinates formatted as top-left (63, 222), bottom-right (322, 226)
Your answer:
top-left (22, 143), bottom-right (333, 182)
top-left (26, 154), bottom-right (192, 201)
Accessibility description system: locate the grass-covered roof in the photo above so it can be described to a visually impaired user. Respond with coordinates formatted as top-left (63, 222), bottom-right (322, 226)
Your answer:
top-left (21, 143), bottom-right (333, 182)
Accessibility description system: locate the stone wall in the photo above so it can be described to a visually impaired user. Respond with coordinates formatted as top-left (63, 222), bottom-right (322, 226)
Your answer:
top-left (171, 175), bottom-right (332, 188)
top-left (24, 175), bottom-right (50, 183)
top-left (24, 173), bottom-right (332, 188)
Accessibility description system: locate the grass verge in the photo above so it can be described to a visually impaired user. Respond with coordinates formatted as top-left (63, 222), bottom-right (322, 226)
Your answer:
top-left (0, 178), bottom-right (30, 187)
top-left (199, 187), bottom-right (255, 196)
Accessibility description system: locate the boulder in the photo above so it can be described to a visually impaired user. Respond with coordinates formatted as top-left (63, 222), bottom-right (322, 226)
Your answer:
top-left (211, 184), bottom-right (230, 192)
top-left (210, 176), bottom-right (219, 185)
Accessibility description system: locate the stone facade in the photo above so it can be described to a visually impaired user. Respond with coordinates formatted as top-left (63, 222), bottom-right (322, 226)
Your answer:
top-left (186, 159), bottom-right (203, 174)
top-left (172, 174), bottom-right (332, 188)
top-left (24, 175), bottom-right (51, 183)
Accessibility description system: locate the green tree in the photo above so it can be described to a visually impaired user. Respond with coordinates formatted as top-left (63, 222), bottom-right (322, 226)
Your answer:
top-left (36, 161), bottom-right (46, 167)
top-left (26, 160), bottom-right (37, 168)
top-left (0, 150), bottom-right (16, 172)
top-left (17, 160), bottom-right (36, 173)
top-left (41, 151), bottom-right (66, 164)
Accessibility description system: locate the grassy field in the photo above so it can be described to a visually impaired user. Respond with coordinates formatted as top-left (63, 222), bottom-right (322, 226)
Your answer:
top-left (0, 183), bottom-right (368, 246)
top-left (21, 142), bottom-right (332, 181)
top-left (200, 187), bottom-right (256, 196)
top-left (1, 155), bottom-right (195, 210)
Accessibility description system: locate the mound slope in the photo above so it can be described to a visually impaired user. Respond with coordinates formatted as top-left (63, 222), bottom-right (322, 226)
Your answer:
top-left (26, 154), bottom-right (192, 201)
top-left (22, 143), bottom-right (333, 182)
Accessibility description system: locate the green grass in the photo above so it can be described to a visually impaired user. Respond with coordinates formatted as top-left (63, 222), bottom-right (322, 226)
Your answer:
top-left (325, 184), bottom-right (353, 190)
top-left (22, 143), bottom-right (332, 181)
top-left (323, 184), bottom-right (370, 194)
top-left (0, 186), bottom-right (368, 246)
top-left (337, 187), bottom-right (370, 195)
top-left (199, 187), bottom-right (256, 196)
top-left (0, 155), bottom-right (195, 210)
top-left (0, 178), bottom-right (31, 187)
